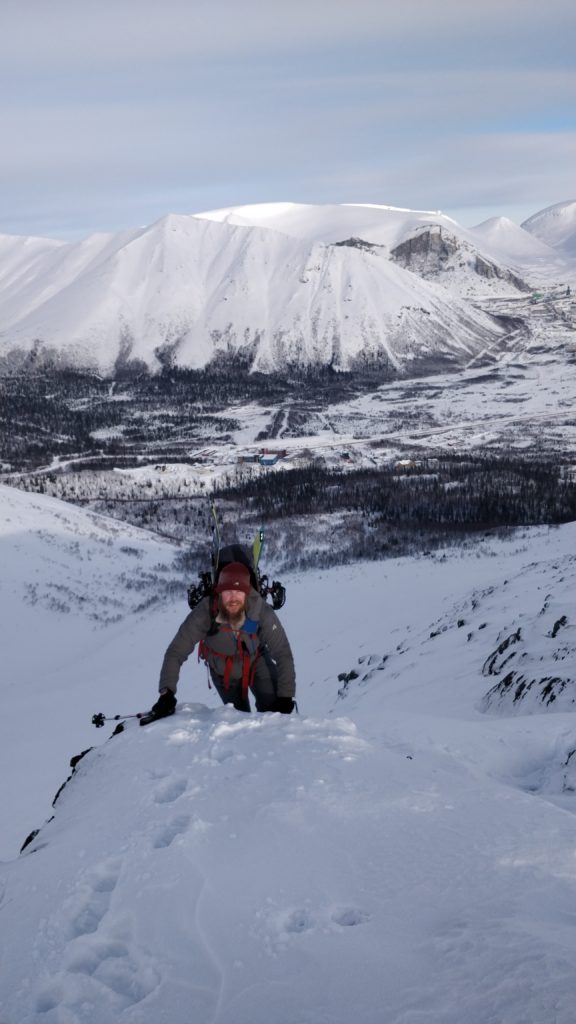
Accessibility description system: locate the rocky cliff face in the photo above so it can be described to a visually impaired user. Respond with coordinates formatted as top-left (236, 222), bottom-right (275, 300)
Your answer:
top-left (391, 225), bottom-right (531, 295)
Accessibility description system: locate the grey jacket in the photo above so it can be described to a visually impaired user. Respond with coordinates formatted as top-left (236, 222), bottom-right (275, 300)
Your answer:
top-left (159, 590), bottom-right (296, 698)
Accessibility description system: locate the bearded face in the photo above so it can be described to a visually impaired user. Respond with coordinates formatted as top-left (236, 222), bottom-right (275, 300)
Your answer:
top-left (219, 589), bottom-right (247, 622)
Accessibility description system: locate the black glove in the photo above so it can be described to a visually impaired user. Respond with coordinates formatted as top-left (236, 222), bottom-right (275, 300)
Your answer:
top-left (273, 696), bottom-right (295, 715)
top-left (151, 689), bottom-right (177, 719)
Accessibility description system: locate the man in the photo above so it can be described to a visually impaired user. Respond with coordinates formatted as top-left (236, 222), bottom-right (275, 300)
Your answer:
top-left (150, 553), bottom-right (296, 720)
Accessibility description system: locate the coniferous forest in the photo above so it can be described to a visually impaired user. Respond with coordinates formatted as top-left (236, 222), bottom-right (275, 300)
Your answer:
top-left (2, 368), bottom-right (576, 571)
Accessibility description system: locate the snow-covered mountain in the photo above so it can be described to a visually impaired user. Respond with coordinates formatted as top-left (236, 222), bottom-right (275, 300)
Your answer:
top-left (197, 200), bottom-right (462, 247)
top-left (3, 199), bottom-right (573, 377)
top-left (522, 199), bottom-right (576, 256)
top-left (0, 212), bottom-right (510, 376)
top-left (2, 484), bottom-right (576, 1022)
top-left (470, 215), bottom-right (560, 263)
top-left (198, 200), bottom-right (569, 282)
top-left (389, 222), bottom-right (532, 295)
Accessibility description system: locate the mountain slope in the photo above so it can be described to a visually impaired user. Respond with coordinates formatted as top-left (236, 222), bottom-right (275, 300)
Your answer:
top-left (2, 488), bottom-right (576, 1022)
top-left (3, 699), bottom-right (575, 1024)
top-left (470, 215), bottom-right (560, 263)
top-left (389, 222), bottom-right (532, 296)
top-left (1, 200), bottom-right (573, 377)
top-left (0, 213), bottom-right (505, 375)
top-left (522, 199), bottom-right (576, 256)
top-left (195, 200), bottom-right (458, 247)
top-left (0, 482), bottom-right (180, 854)
top-left (199, 201), bottom-right (544, 295)
top-left (0, 234), bottom-right (65, 294)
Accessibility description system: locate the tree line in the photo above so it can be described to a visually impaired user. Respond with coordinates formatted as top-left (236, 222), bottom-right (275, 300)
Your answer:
top-left (214, 455), bottom-right (576, 532)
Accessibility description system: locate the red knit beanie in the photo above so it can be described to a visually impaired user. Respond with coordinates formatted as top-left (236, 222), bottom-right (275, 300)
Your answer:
top-left (214, 562), bottom-right (252, 595)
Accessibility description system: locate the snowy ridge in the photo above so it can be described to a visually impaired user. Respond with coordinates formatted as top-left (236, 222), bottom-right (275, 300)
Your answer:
top-left (2, 486), bottom-right (576, 1021)
top-left (4, 199), bottom-right (574, 374)
top-left (6, 700), bottom-right (575, 1024)
top-left (0, 210), bottom-right (505, 375)
top-left (195, 200), bottom-right (460, 247)
top-left (522, 199), bottom-right (576, 256)
top-left (196, 199), bottom-right (573, 276)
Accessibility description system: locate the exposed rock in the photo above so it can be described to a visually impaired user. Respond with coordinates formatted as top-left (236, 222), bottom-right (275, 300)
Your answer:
top-left (333, 237), bottom-right (386, 253)
top-left (480, 670), bottom-right (576, 714)
top-left (391, 225), bottom-right (532, 293)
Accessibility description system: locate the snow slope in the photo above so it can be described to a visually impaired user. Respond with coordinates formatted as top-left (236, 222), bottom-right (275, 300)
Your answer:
top-left (1, 199), bottom-right (574, 378)
top-left (470, 215), bottom-right (560, 263)
top-left (198, 200), bottom-right (575, 283)
top-left (1, 198), bottom-right (574, 376)
top-left (522, 199), bottom-right (576, 257)
top-left (196, 200), bottom-right (458, 248)
top-left (2, 485), bottom-right (576, 1022)
top-left (0, 212), bottom-right (505, 374)
top-left (0, 482), bottom-right (179, 855)
top-left (0, 234), bottom-right (64, 292)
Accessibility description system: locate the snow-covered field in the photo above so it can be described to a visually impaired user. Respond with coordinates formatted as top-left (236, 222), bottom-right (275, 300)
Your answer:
top-left (2, 482), bottom-right (576, 1022)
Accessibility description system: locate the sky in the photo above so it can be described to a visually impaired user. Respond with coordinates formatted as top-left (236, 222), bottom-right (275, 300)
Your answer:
top-left (1, 0), bottom-right (575, 240)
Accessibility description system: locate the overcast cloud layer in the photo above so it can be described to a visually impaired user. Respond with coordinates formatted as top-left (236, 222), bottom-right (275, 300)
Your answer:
top-left (1, 0), bottom-right (575, 238)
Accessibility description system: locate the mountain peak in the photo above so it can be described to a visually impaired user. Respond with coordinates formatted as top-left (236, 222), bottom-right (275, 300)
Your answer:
top-left (521, 199), bottom-right (576, 255)
top-left (470, 215), bottom-right (558, 261)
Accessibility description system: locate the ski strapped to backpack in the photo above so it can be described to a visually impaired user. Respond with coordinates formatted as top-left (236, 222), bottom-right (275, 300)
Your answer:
top-left (187, 514), bottom-right (286, 612)
top-left (210, 501), bottom-right (221, 584)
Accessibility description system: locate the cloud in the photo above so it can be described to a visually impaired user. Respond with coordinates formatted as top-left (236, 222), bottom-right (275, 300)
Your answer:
top-left (1, 0), bottom-right (574, 67)
top-left (0, 0), bottom-right (574, 236)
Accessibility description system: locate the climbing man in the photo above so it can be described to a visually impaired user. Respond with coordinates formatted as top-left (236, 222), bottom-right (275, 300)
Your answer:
top-left (149, 547), bottom-right (296, 720)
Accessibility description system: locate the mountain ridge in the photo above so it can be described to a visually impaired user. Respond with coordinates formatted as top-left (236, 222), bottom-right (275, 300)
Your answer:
top-left (0, 200), bottom-right (573, 376)
top-left (522, 199), bottom-right (576, 255)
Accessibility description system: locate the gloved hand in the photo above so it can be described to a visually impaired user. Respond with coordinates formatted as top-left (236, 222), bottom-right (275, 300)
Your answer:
top-left (151, 689), bottom-right (177, 719)
top-left (273, 696), bottom-right (295, 714)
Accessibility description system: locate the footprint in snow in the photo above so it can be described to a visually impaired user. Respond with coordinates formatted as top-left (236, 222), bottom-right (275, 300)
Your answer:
top-left (69, 858), bottom-right (122, 938)
top-left (282, 908), bottom-right (315, 934)
top-left (152, 776), bottom-right (188, 804)
top-left (153, 814), bottom-right (191, 849)
top-left (35, 855), bottom-right (159, 1015)
top-left (331, 906), bottom-right (371, 928)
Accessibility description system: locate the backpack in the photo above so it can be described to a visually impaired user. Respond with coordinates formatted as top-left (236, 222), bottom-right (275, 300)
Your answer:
top-left (187, 543), bottom-right (286, 612)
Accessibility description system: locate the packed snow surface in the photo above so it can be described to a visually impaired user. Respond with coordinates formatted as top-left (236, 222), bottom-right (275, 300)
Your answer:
top-left (1, 484), bottom-right (576, 1023)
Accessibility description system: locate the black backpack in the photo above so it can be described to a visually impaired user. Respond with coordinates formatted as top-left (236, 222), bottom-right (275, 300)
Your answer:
top-left (187, 543), bottom-right (286, 611)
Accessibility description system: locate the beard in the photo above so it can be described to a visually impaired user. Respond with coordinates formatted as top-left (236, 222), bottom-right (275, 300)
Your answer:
top-left (219, 594), bottom-right (247, 626)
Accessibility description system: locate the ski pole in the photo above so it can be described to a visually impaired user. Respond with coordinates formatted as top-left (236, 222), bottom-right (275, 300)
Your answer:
top-left (91, 711), bottom-right (146, 728)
